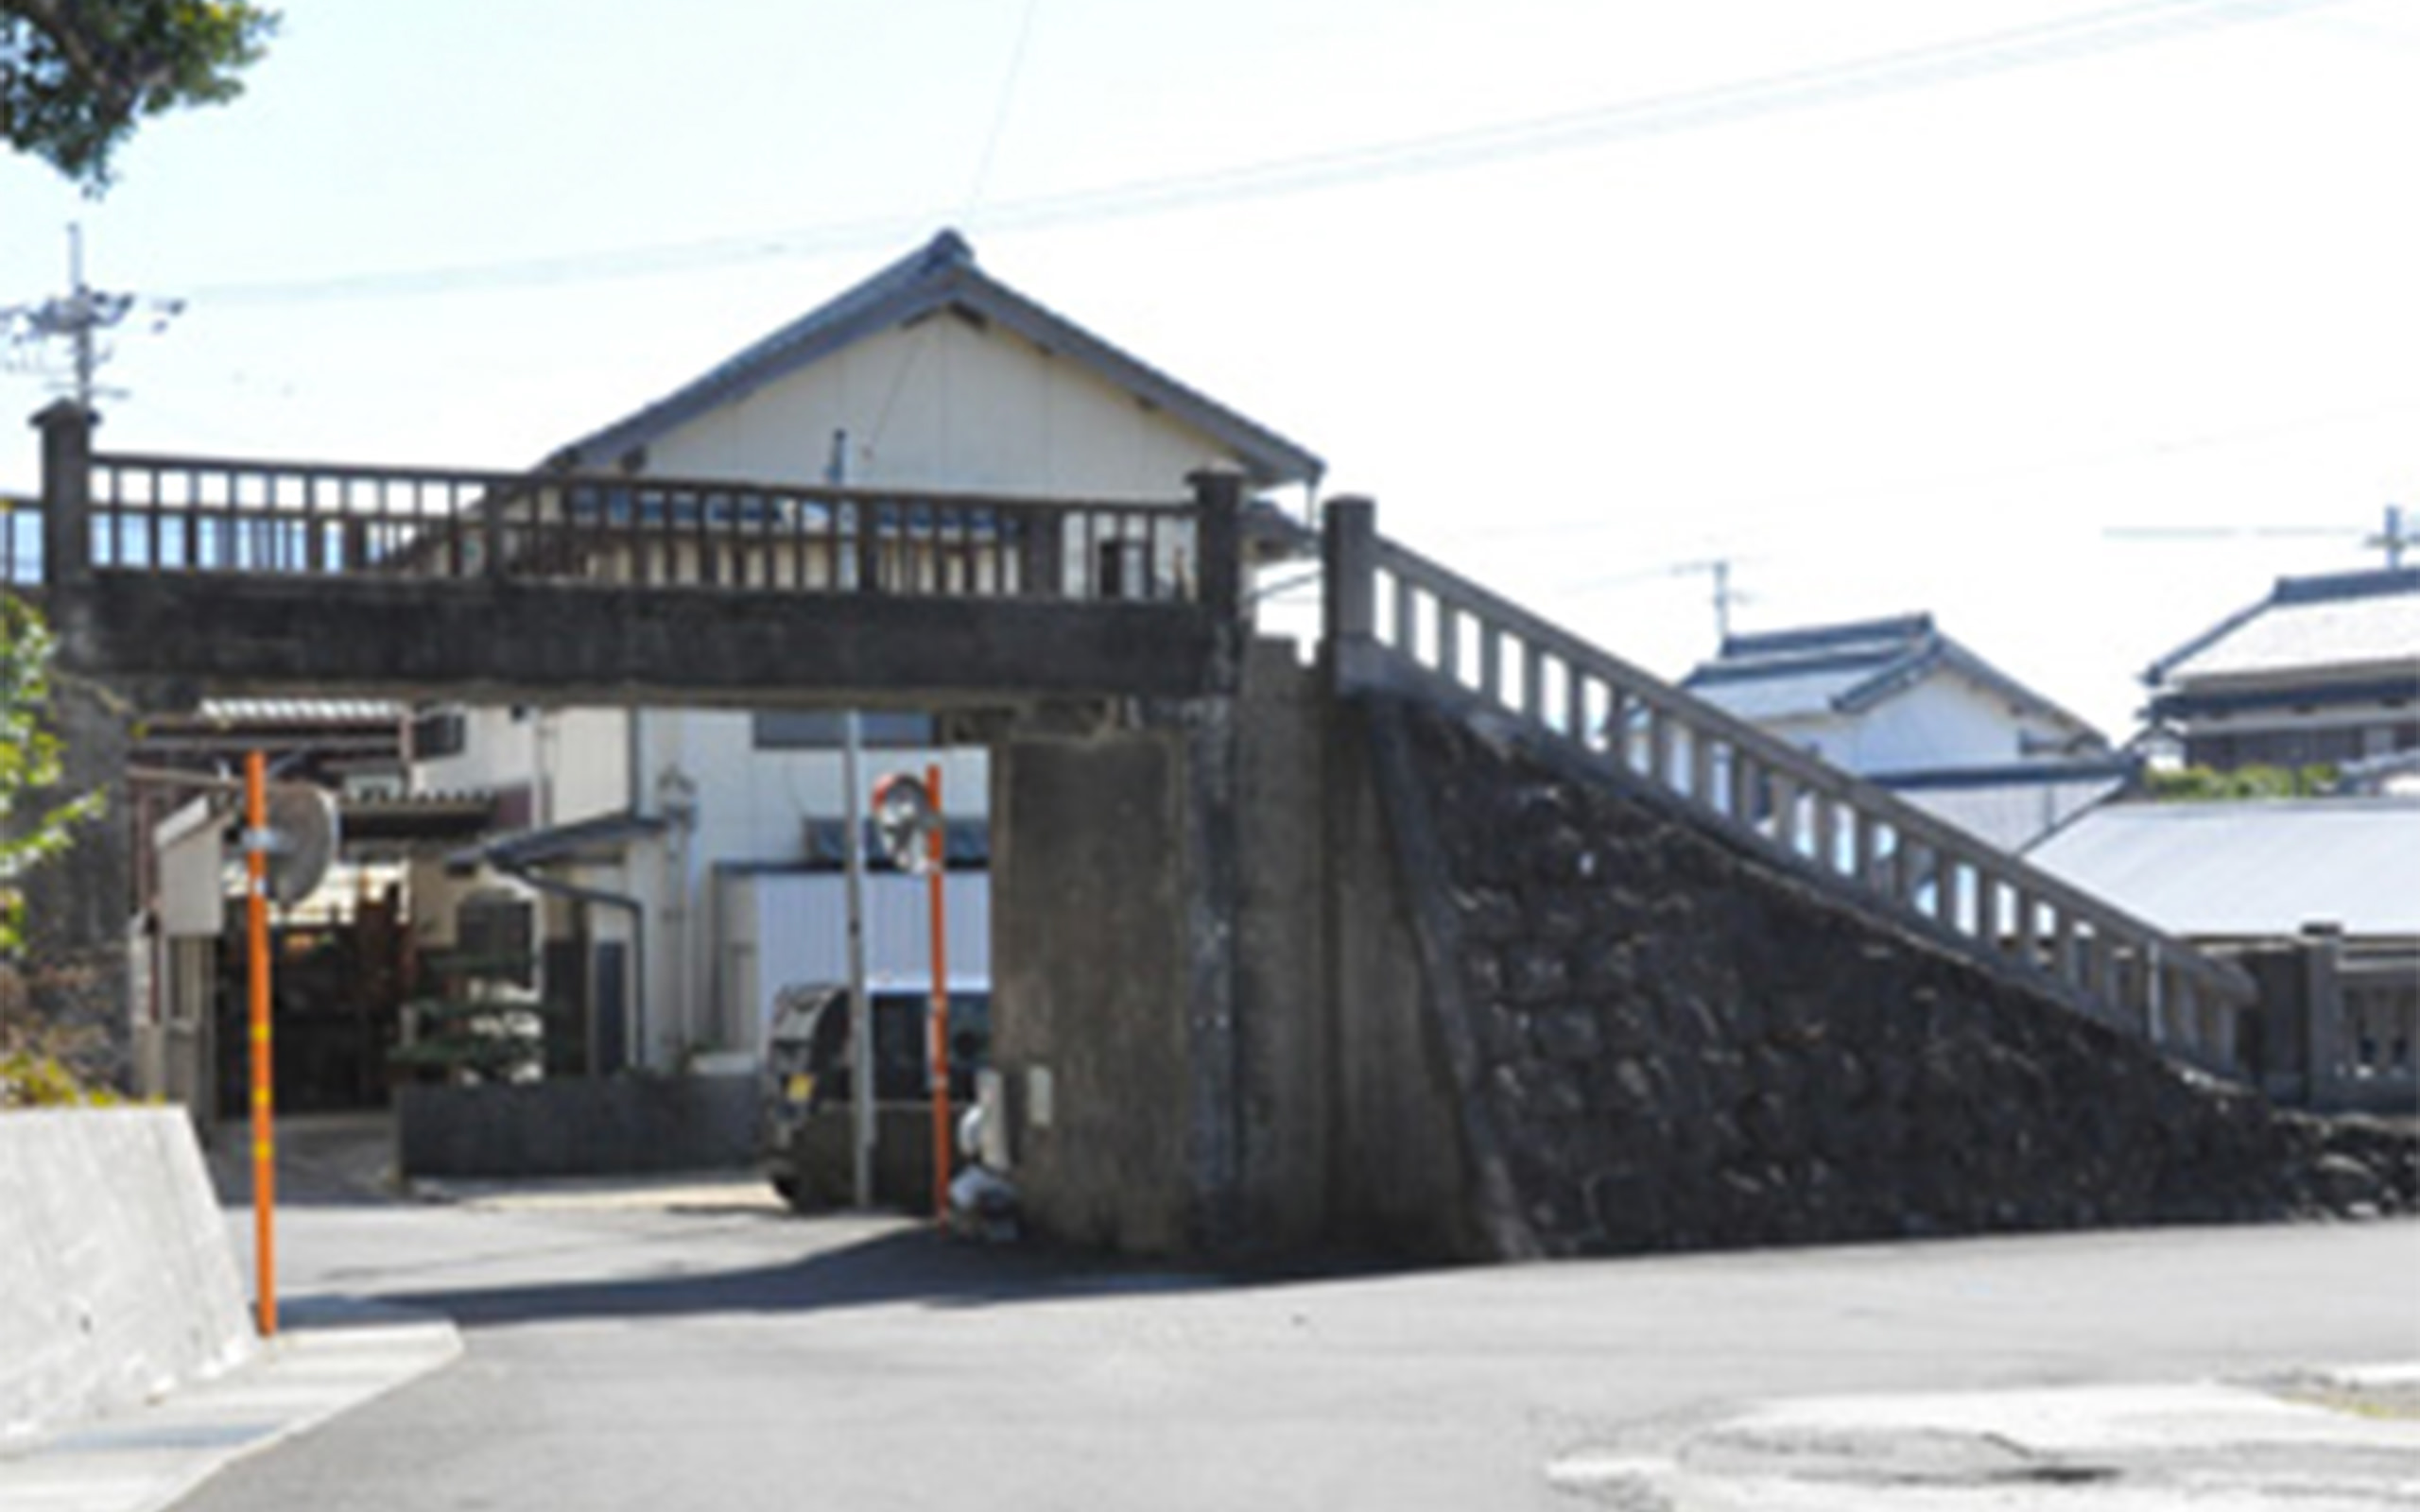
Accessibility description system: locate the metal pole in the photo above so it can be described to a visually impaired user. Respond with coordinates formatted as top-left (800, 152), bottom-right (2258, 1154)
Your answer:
top-left (243, 751), bottom-right (277, 1337)
top-left (840, 713), bottom-right (875, 1209)
top-left (66, 225), bottom-right (95, 413)
top-left (925, 764), bottom-right (951, 1223)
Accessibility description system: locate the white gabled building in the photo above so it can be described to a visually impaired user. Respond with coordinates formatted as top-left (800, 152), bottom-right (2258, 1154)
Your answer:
top-left (2143, 566), bottom-right (2420, 773)
top-left (1681, 614), bottom-right (2129, 851)
top-left (411, 232), bottom-right (1322, 1074)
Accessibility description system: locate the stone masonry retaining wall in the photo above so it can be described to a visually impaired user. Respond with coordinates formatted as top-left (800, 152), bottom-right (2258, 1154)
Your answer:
top-left (1374, 698), bottom-right (2417, 1259)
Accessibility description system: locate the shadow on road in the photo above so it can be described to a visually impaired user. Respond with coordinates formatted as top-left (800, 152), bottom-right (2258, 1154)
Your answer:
top-left (370, 1225), bottom-right (1339, 1329)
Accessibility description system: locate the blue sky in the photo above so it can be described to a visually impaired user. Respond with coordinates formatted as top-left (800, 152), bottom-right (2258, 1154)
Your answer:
top-left (4, 0), bottom-right (2413, 733)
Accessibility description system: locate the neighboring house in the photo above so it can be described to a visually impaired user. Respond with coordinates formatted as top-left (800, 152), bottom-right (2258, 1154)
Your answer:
top-left (410, 231), bottom-right (1322, 1074)
top-left (1680, 614), bottom-right (2130, 850)
top-left (2025, 797), bottom-right (2420, 1109)
top-left (2142, 566), bottom-right (2420, 771)
top-left (135, 700), bottom-right (493, 1115)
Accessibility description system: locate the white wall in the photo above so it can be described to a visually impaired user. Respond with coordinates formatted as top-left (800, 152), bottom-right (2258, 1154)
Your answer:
top-left (647, 313), bottom-right (1232, 500)
top-left (415, 707), bottom-right (536, 799)
top-left (724, 870), bottom-right (992, 1057)
top-left (1836, 674), bottom-right (2066, 775)
top-left (153, 799), bottom-right (224, 939)
top-left (539, 708), bottom-right (631, 826)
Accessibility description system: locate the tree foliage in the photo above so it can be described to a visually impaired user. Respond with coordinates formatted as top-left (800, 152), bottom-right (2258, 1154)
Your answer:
top-left (1, 594), bottom-right (99, 954)
top-left (1, 594), bottom-right (109, 1107)
top-left (2, 1), bottom-right (277, 191)
top-left (2144, 763), bottom-right (2338, 803)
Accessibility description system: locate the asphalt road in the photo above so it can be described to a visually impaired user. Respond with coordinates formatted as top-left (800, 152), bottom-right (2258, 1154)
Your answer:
top-left (184, 1175), bottom-right (2420, 1512)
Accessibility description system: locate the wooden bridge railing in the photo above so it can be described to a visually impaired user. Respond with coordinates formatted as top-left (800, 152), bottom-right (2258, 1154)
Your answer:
top-left (28, 404), bottom-right (1236, 611)
top-left (1322, 496), bottom-right (2256, 1081)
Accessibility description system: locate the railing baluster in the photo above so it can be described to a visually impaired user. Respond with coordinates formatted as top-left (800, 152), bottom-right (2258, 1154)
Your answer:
top-left (1769, 769), bottom-right (1797, 851)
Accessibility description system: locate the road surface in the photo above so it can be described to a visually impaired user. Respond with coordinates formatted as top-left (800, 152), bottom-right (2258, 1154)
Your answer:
top-left (183, 1170), bottom-right (2420, 1511)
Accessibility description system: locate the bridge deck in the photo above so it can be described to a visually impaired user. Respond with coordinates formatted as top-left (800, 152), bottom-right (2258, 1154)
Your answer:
top-left (24, 408), bottom-right (1244, 708)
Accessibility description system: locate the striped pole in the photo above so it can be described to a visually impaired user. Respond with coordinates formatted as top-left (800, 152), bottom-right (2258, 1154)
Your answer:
top-left (926, 765), bottom-right (951, 1224)
top-left (245, 751), bottom-right (277, 1337)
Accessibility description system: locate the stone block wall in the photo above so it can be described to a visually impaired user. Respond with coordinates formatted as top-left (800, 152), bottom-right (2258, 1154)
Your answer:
top-left (1373, 697), bottom-right (2416, 1260)
top-left (396, 1073), bottom-right (756, 1179)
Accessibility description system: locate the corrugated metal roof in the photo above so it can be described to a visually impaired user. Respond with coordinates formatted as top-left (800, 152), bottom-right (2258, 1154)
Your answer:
top-left (195, 698), bottom-right (406, 725)
top-left (2025, 798), bottom-right (2420, 936)
top-left (2151, 568), bottom-right (2420, 684)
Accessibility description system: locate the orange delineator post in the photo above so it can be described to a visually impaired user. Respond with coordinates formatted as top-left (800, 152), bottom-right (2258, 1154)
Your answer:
top-left (244, 751), bottom-right (277, 1337)
top-left (926, 764), bottom-right (951, 1223)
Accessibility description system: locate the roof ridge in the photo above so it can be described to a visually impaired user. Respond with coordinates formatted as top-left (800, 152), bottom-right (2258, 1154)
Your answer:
top-left (1718, 612), bottom-right (1933, 659)
top-left (2272, 565), bottom-right (2420, 605)
top-left (548, 229), bottom-right (1321, 487)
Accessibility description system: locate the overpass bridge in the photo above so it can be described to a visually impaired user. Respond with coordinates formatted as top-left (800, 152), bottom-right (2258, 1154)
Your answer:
top-left (17, 402), bottom-right (2303, 1262)
top-left (19, 403), bottom-right (1246, 710)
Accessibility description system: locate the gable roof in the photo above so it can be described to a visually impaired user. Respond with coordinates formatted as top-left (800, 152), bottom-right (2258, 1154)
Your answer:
top-left (2145, 567), bottom-right (2420, 688)
top-left (2024, 797), bottom-right (2420, 937)
top-left (1682, 613), bottom-right (2102, 741)
top-left (552, 231), bottom-right (1324, 490)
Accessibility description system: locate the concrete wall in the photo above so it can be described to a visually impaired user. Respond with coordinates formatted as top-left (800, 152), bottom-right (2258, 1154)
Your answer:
top-left (0, 1108), bottom-right (254, 1451)
top-left (1322, 698), bottom-right (1482, 1259)
top-left (1230, 645), bottom-right (1334, 1250)
top-left (395, 1074), bottom-right (756, 1178)
top-left (989, 719), bottom-right (1197, 1253)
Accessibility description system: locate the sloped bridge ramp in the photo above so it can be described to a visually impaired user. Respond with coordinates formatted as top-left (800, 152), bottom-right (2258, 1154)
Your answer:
top-left (1318, 499), bottom-right (2407, 1260)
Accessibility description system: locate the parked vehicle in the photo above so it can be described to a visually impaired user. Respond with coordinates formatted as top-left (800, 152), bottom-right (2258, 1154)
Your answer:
top-left (759, 982), bottom-right (989, 1211)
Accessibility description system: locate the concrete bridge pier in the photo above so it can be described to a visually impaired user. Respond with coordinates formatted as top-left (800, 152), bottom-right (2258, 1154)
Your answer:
top-left (987, 643), bottom-right (1322, 1256)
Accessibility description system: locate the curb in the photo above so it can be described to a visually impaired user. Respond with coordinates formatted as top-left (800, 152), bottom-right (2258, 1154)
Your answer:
top-left (0, 1297), bottom-right (462, 1512)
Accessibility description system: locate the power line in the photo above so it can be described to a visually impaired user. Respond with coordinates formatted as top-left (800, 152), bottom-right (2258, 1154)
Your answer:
top-left (183, 0), bottom-right (2342, 308)
top-left (963, 0), bottom-right (1045, 213)
top-left (2104, 504), bottom-right (2414, 568)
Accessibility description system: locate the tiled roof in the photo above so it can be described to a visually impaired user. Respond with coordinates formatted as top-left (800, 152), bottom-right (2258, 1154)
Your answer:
top-left (1683, 613), bottom-right (2100, 741)
top-left (2148, 568), bottom-right (2420, 686)
top-left (554, 231), bottom-right (1323, 490)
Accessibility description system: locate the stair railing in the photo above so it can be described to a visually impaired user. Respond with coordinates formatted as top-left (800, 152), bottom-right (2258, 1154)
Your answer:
top-left (1322, 497), bottom-right (2254, 1079)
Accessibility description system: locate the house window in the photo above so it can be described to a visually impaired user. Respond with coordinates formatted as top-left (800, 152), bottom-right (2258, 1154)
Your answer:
top-left (752, 711), bottom-right (937, 749)
top-left (455, 889), bottom-right (536, 988)
top-left (412, 706), bottom-right (468, 760)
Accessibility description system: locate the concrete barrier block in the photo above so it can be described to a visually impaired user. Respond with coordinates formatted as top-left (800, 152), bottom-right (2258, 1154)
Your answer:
top-left (0, 1108), bottom-right (255, 1451)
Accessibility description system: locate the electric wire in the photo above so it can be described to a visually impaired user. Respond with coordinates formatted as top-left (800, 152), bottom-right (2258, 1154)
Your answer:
top-left (182, 0), bottom-right (2341, 308)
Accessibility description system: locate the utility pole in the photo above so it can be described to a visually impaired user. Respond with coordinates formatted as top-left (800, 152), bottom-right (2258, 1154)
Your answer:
top-left (2, 225), bottom-right (183, 408)
top-left (2369, 505), bottom-right (2410, 570)
top-left (1576, 555), bottom-right (1752, 647)
top-left (1671, 558), bottom-right (1745, 644)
